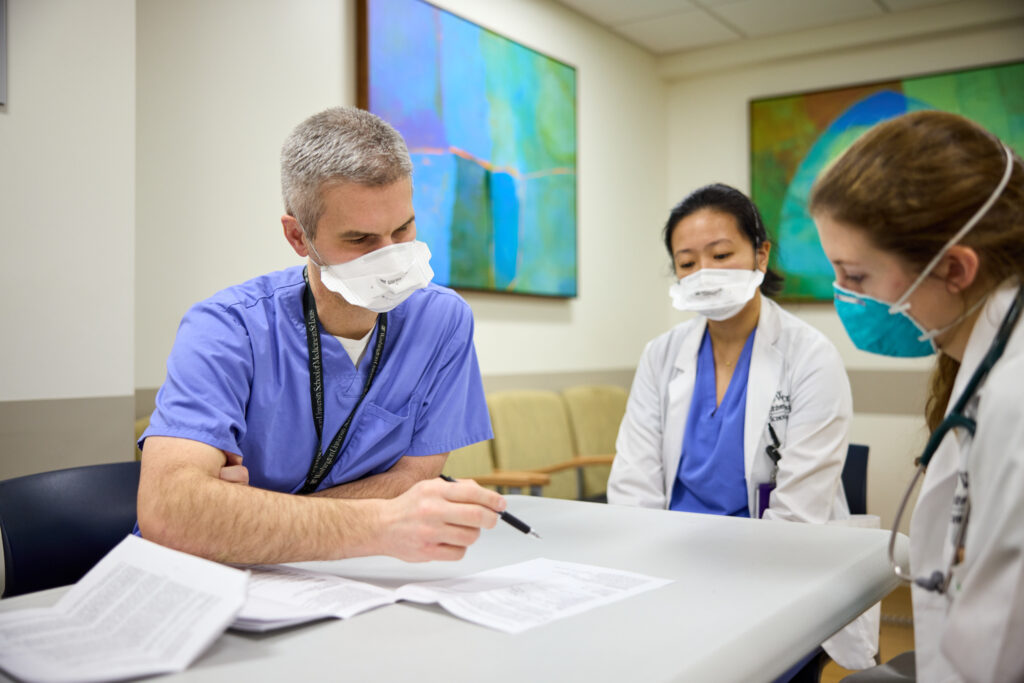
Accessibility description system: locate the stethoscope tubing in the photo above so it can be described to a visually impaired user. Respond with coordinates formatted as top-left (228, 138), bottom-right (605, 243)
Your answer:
top-left (888, 465), bottom-right (925, 584)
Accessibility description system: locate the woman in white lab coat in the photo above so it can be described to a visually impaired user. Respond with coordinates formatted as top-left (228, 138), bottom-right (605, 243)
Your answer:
top-left (810, 111), bottom-right (1024, 682)
top-left (608, 184), bottom-right (877, 672)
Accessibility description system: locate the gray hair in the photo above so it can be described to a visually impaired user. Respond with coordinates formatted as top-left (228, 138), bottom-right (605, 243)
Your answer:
top-left (281, 106), bottom-right (413, 239)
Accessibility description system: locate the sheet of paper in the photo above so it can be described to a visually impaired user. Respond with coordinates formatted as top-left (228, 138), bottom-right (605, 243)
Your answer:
top-left (0, 535), bottom-right (247, 683)
top-left (395, 558), bottom-right (672, 634)
top-left (232, 564), bottom-right (397, 632)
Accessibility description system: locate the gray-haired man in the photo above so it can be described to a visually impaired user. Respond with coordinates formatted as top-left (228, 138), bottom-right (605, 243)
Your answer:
top-left (137, 107), bottom-right (501, 564)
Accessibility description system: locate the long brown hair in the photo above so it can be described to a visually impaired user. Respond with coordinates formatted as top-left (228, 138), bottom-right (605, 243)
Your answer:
top-left (809, 111), bottom-right (1024, 430)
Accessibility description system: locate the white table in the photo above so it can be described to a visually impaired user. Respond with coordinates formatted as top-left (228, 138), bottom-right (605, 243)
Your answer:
top-left (0, 496), bottom-right (908, 683)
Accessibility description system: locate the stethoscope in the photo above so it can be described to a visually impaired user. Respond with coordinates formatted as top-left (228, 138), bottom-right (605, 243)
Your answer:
top-left (888, 284), bottom-right (1024, 593)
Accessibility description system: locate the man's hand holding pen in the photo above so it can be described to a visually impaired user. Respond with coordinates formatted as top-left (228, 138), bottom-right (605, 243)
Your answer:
top-left (440, 474), bottom-right (542, 538)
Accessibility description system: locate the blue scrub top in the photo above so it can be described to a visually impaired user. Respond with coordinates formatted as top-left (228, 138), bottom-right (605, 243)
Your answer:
top-left (141, 266), bottom-right (492, 494)
top-left (670, 327), bottom-right (756, 517)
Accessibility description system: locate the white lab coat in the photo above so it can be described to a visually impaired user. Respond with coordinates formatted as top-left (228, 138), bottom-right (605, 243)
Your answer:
top-left (608, 296), bottom-right (878, 669)
top-left (909, 282), bottom-right (1024, 683)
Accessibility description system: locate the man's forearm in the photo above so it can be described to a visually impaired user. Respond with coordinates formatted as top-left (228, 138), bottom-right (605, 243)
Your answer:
top-left (140, 438), bottom-right (506, 565)
top-left (141, 467), bottom-right (386, 564)
top-left (138, 438), bottom-right (388, 565)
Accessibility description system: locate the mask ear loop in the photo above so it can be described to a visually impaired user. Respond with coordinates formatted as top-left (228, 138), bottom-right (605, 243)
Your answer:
top-left (298, 221), bottom-right (329, 268)
top-left (889, 143), bottom-right (1015, 316)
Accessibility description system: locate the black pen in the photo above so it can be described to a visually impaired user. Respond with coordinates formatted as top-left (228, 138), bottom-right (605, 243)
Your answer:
top-left (439, 474), bottom-right (542, 539)
top-left (766, 423), bottom-right (782, 465)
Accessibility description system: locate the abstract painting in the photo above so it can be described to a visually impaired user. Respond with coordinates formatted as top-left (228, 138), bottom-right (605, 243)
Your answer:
top-left (359, 0), bottom-right (578, 297)
top-left (751, 60), bottom-right (1024, 300)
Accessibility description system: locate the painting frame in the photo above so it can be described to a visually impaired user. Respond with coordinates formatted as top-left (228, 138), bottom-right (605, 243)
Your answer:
top-left (749, 59), bottom-right (1024, 302)
top-left (357, 0), bottom-right (579, 299)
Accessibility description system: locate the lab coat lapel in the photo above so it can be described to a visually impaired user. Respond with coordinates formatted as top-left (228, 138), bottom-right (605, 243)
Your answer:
top-left (663, 318), bottom-right (705, 498)
top-left (744, 298), bottom-right (784, 490)
top-left (909, 284), bottom-right (1017, 679)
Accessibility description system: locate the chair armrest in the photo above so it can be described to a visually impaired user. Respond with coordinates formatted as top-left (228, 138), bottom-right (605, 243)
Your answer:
top-left (532, 454), bottom-right (616, 475)
top-left (469, 471), bottom-right (552, 487)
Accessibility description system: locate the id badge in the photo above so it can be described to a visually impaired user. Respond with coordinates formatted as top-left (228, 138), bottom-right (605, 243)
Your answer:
top-left (755, 482), bottom-right (775, 519)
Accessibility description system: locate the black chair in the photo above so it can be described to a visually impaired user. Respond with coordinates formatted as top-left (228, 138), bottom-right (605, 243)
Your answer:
top-left (842, 443), bottom-right (870, 516)
top-left (0, 461), bottom-right (140, 598)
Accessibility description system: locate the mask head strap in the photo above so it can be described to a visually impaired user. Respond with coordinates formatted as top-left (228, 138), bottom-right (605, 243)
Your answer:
top-left (890, 143), bottom-right (1015, 314)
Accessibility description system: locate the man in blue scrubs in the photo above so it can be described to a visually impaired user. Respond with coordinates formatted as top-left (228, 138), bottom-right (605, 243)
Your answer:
top-left (136, 107), bottom-right (505, 565)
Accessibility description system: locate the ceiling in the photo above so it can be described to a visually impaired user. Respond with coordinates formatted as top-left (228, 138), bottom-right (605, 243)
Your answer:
top-left (552, 0), bottom-right (962, 54)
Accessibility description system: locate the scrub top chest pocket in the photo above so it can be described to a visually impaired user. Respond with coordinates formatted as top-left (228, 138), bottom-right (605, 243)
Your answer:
top-left (317, 400), bottom-right (417, 489)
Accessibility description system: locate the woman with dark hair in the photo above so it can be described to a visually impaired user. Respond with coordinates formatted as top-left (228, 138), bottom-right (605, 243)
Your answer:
top-left (811, 110), bottom-right (1024, 682)
top-left (608, 183), bottom-right (875, 672)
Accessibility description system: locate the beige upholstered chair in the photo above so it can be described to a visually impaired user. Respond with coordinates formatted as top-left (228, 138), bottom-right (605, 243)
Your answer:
top-left (560, 385), bottom-right (628, 500)
top-left (487, 390), bottom-right (614, 500)
top-left (442, 439), bottom-right (550, 495)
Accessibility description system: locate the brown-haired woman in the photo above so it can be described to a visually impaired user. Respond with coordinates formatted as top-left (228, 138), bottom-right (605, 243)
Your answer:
top-left (811, 110), bottom-right (1024, 682)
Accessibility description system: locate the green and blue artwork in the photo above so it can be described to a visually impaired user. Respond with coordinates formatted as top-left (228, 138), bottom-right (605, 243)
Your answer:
top-left (751, 61), bottom-right (1024, 300)
top-left (364, 0), bottom-right (577, 297)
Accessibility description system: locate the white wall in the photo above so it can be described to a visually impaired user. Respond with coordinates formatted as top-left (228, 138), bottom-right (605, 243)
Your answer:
top-left (135, 0), bottom-right (348, 389)
top-left (0, 0), bottom-right (135, 401)
top-left (663, 4), bottom-right (1024, 530)
top-left (135, 0), bottom-right (668, 389)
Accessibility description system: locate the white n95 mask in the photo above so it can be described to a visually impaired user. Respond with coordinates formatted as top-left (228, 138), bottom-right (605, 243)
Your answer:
top-left (317, 240), bottom-right (434, 313)
top-left (669, 268), bottom-right (764, 321)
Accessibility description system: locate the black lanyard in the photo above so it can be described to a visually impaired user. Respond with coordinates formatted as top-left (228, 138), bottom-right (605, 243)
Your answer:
top-left (299, 267), bottom-right (387, 493)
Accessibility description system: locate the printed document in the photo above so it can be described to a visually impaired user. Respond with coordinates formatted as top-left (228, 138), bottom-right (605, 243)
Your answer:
top-left (0, 535), bottom-right (247, 683)
top-left (396, 558), bottom-right (672, 634)
top-left (236, 558), bottom-right (671, 635)
top-left (232, 564), bottom-right (397, 631)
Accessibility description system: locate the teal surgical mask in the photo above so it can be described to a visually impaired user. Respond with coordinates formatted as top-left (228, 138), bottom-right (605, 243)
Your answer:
top-left (833, 285), bottom-right (936, 357)
top-left (833, 143), bottom-right (1014, 358)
